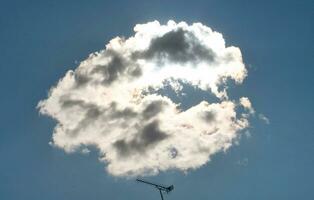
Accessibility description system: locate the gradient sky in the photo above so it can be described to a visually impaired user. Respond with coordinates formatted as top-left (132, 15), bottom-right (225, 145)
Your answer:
top-left (1, 0), bottom-right (313, 199)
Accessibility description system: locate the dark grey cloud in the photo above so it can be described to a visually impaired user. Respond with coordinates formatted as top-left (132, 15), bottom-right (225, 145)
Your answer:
top-left (109, 102), bottom-right (138, 119)
top-left (60, 98), bottom-right (103, 137)
top-left (72, 106), bottom-right (101, 134)
top-left (61, 99), bottom-right (86, 108)
top-left (134, 28), bottom-right (215, 64)
top-left (92, 54), bottom-right (127, 85)
top-left (60, 98), bottom-right (138, 137)
top-left (62, 98), bottom-right (137, 119)
top-left (89, 51), bottom-right (142, 86)
top-left (61, 97), bottom-right (100, 111)
top-left (127, 64), bottom-right (142, 78)
top-left (201, 111), bottom-right (216, 123)
top-left (114, 120), bottom-right (168, 157)
top-left (74, 72), bottom-right (91, 87)
top-left (140, 120), bottom-right (168, 146)
top-left (142, 100), bottom-right (167, 119)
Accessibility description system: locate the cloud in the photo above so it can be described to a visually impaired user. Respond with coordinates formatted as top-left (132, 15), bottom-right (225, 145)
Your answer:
top-left (38, 20), bottom-right (253, 177)
top-left (134, 28), bottom-right (215, 64)
top-left (114, 120), bottom-right (168, 157)
top-left (236, 157), bottom-right (249, 167)
top-left (258, 113), bottom-right (270, 124)
top-left (240, 97), bottom-right (255, 114)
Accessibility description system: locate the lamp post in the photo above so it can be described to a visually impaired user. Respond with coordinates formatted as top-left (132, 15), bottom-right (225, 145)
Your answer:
top-left (136, 179), bottom-right (174, 200)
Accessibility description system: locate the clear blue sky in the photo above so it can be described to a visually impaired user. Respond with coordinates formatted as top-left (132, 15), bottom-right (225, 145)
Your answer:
top-left (1, 0), bottom-right (313, 199)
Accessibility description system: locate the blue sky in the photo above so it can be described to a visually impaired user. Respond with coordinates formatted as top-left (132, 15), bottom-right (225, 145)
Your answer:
top-left (1, 0), bottom-right (313, 199)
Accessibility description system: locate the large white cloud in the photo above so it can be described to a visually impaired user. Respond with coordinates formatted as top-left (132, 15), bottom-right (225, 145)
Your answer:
top-left (38, 20), bottom-right (253, 177)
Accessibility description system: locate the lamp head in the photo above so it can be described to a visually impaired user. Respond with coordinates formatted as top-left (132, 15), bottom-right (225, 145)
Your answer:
top-left (166, 185), bottom-right (174, 193)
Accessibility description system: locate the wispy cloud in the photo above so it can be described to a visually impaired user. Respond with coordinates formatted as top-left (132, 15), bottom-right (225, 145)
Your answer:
top-left (258, 113), bottom-right (270, 124)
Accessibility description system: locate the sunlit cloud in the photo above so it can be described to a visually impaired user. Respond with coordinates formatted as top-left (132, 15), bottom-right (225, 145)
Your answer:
top-left (38, 20), bottom-right (253, 177)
